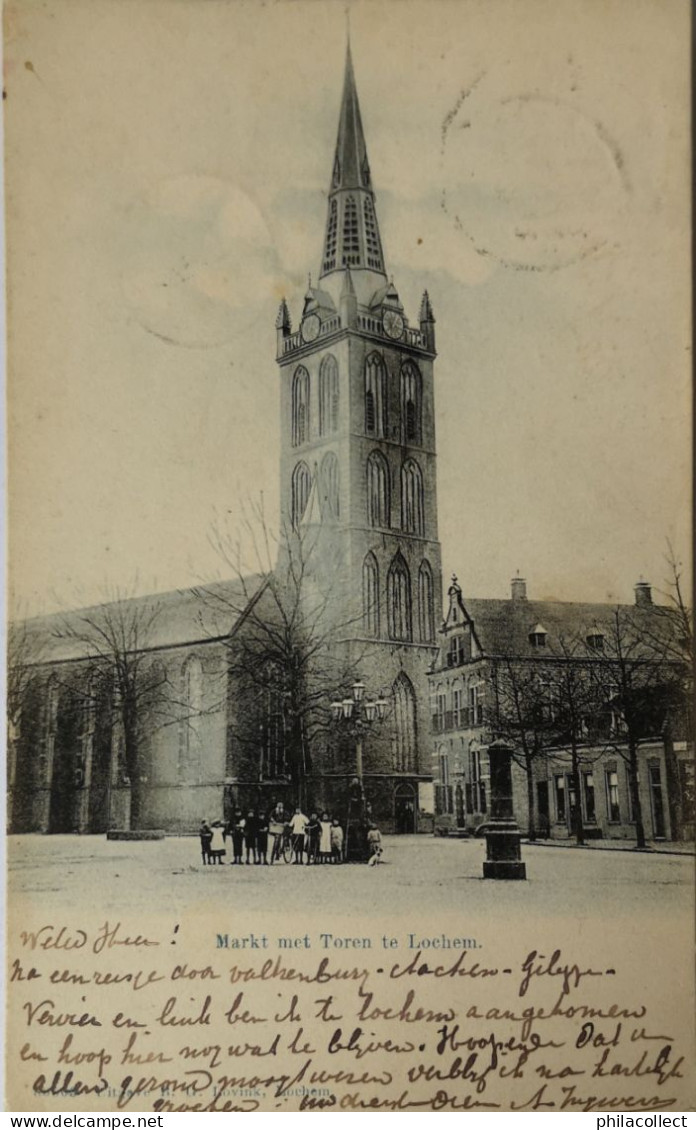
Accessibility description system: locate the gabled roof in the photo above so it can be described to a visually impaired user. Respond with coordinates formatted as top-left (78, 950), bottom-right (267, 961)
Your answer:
top-left (456, 595), bottom-right (678, 660)
top-left (436, 572), bottom-right (681, 670)
top-left (16, 576), bottom-right (265, 665)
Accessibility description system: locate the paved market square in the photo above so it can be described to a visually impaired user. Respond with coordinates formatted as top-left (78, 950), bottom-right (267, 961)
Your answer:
top-left (6, 834), bottom-right (694, 922)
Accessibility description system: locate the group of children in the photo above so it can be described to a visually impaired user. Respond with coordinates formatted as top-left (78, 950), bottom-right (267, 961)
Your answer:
top-left (199, 803), bottom-right (383, 866)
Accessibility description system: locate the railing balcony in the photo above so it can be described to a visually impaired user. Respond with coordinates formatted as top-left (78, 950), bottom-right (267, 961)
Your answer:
top-left (280, 313), bottom-right (430, 358)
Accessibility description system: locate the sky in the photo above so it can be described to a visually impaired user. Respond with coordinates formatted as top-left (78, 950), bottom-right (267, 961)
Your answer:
top-left (5, 0), bottom-right (691, 617)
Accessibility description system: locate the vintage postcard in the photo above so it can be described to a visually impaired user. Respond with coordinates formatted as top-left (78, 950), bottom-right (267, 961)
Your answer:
top-left (4, 0), bottom-right (694, 1115)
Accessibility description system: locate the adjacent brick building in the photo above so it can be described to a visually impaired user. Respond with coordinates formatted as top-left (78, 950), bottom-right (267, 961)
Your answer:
top-left (428, 575), bottom-right (694, 843)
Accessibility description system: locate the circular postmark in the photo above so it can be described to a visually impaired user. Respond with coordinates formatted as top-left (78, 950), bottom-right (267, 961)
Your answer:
top-left (441, 83), bottom-right (628, 273)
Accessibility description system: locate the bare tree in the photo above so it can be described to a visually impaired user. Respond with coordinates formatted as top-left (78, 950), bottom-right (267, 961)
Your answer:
top-left (653, 545), bottom-right (694, 841)
top-left (587, 606), bottom-right (680, 849)
top-left (7, 616), bottom-right (47, 828)
top-left (195, 500), bottom-right (366, 809)
top-left (7, 617), bottom-right (46, 737)
top-left (545, 636), bottom-right (602, 847)
top-left (656, 542), bottom-right (693, 674)
top-left (490, 657), bottom-right (556, 840)
top-left (51, 590), bottom-right (173, 827)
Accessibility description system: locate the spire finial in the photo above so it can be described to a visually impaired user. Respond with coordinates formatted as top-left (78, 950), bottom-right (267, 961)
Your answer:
top-left (275, 297), bottom-right (291, 333)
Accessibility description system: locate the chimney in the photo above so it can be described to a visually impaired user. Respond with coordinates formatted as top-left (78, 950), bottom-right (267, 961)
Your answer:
top-left (511, 576), bottom-right (527, 601)
top-left (634, 580), bottom-right (652, 607)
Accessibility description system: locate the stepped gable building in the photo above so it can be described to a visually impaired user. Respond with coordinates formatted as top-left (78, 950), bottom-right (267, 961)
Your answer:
top-left (428, 575), bottom-right (693, 843)
top-left (8, 44), bottom-right (443, 836)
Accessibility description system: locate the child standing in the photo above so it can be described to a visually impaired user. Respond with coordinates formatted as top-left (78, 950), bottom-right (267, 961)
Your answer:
top-left (306, 813), bottom-right (321, 864)
top-left (199, 819), bottom-right (213, 864)
top-left (367, 823), bottom-right (382, 865)
top-left (230, 809), bottom-right (245, 865)
top-left (330, 818), bottom-right (344, 864)
top-left (289, 807), bottom-right (308, 864)
top-left (209, 820), bottom-right (226, 864)
top-left (319, 812), bottom-right (332, 863)
top-left (244, 810), bottom-right (258, 865)
top-left (256, 811), bottom-right (269, 864)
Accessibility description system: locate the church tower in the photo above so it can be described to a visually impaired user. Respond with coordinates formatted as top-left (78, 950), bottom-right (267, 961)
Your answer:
top-left (275, 43), bottom-right (442, 832)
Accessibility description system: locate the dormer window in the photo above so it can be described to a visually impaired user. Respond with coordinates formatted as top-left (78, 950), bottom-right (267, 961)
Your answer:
top-left (586, 632), bottom-right (605, 652)
top-left (529, 624), bottom-right (548, 648)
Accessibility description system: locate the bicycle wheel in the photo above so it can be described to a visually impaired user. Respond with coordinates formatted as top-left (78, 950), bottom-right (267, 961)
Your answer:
top-left (282, 838), bottom-right (293, 864)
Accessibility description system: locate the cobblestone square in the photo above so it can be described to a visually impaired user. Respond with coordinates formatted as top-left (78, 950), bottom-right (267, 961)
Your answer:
top-left (7, 834), bottom-right (694, 924)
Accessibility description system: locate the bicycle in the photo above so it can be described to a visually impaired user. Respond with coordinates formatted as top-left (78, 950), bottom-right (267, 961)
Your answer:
top-left (269, 823), bottom-right (293, 864)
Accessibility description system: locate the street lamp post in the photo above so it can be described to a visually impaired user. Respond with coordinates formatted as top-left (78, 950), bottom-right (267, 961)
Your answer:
top-left (331, 681), bottom-right (387, 862)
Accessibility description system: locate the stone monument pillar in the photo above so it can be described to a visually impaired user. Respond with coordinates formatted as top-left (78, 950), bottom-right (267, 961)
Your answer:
top-left (482, 739), bottom-right (527, 880)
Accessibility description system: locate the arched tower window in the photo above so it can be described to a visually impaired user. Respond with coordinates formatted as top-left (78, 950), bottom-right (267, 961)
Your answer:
top-left (46, 677), bottom-right (59, 738)
top-left (180, 656), bottom-right (203, 783)
top-left (362, 553), bottom-right (380, 637)
top-left (320, 451), bottom-right (340, 520)
top-left (291, 461), bottom-right (312, 528)
top-left (387, 552), bottom-right (412, 642)
top-left (366, 450), bottom-right (390, 528)
top-left (401, 362), bottom-right (422, 445)
top-left (342, 195), bottom-right (360, 266)
top-left (401, 458), bottom-right (424, 536)
top-left (364, 198), bottom-right (383, 271)
top-left (365, 353), bottom-right (387, 438)
top-left (418, 559), bottom-right (435, 643)
top-left (292, 366), bottom-right (310, 447)
top-left (319, 355), bottom-right (339, 436)
top-left (323, 199), bottom-right (338, 273)
top-left (392, 672), bottom-right (416, 772)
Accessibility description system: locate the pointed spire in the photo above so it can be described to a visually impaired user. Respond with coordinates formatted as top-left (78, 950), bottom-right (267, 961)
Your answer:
top-left (419, 290), bottom-right (435, 323)
top-left (419, 289), bottom-right (436, 353)
top-left (339, 265), bottom-right (358, 328)
top-left (320, 41), bottom-right (387, 288)
top-left (275, 298), bottom-right (291, 332)
top-left (340, 265), bottom-right (356, 296)
top-left (332, 41), bottom-right (370, 192)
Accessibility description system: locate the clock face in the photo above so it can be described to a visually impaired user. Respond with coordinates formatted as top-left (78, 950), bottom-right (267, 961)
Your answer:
top-left (301, 313), bottom-right (321, 343)
top-left (383, 310), bottom-right (405, 341)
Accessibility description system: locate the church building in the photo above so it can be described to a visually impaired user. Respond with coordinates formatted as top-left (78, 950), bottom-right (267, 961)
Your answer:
top-left (8, 44), bottom-right (443, 836)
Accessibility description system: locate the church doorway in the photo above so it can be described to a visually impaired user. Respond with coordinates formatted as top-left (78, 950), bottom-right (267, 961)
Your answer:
top-left (394, 782), bottom-right (416, 834)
